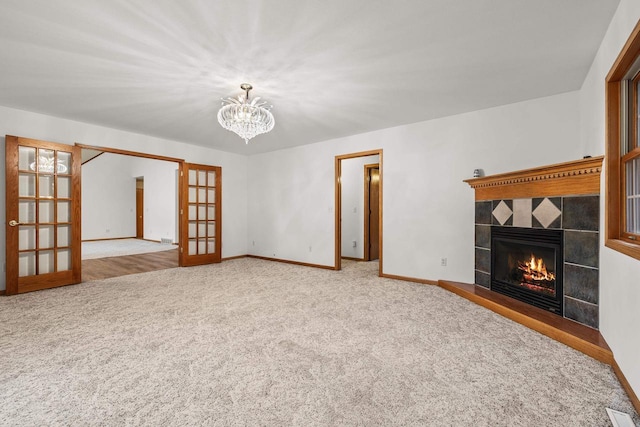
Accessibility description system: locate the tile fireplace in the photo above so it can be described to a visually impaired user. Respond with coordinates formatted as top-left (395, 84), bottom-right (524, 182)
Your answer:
top-left (466, 157), bottom-right (603, 329)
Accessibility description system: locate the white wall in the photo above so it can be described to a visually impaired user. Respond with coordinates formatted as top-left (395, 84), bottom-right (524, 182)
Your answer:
top-left (0, 105), bottom-right (248, 291)
top-left (341, 155), bottom-right (379, 259)
top-left (248, 91), bottom-right (582, 278)
top-left (129, 156), bottom-right (179, 243)
top-left (82, 153), bottom-right (179, 242)
top-left (82, 153), bottom-right (137, 240)
top-left (579, 0), bottom-right (640, 399)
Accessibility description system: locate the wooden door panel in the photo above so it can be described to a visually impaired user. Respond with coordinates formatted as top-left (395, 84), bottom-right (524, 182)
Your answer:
top-left (136, 188), bottom-right (143, 238)
top-left (369, 167), bottom-right (380, 260)
top-left (180, 163), bottom-right (221, 266)
top-left (5, 135), bottom-right (81, 294)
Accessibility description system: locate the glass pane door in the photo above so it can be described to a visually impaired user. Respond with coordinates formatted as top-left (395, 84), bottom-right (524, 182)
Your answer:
top-left (5, 136), bottom-right (81, 294)
top-left (180, 163), bottom-right (221, 266)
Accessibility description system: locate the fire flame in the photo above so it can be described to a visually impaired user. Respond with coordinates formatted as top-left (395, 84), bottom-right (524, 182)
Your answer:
top-left (517, 254), bottom-right (555, 282)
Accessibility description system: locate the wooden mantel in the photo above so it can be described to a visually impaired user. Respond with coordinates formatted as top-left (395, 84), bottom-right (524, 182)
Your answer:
top-left (464, 156), bottom-right (604, 200)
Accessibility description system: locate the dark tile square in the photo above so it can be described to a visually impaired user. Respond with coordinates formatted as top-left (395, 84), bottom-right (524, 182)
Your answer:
top-left (475, 201), bottom-right (492, 225)
top-left (564, 231), bottom-right (599, 268)
top-left (475, 270), bottom-right (490, 288)
top-left (475, 248), bottom-right (491, 274)
top-left (532, 214), bottom-right (561, 229)
top-left (563, 196), bottom-right (599, 231)
top-left (564, 263), bottom-right (599, 304)
top-left (475, 225), bottom-right (491, 249)
top-left (564, 297), bottom-right (598, 329)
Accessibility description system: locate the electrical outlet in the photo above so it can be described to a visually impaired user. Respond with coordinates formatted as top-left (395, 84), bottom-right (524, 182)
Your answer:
top-left (309, 246), bottom-right (312, 252)
top-left (441, 258), bottom-right (447, 266)
top-left (252, 240), bottom-right (255, 246)
top-left (352, 240), bottom-right (357, 248)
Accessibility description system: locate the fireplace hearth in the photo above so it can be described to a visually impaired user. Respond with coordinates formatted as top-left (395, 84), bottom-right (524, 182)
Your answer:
top-left (491, 227), bottom-right (563, 315)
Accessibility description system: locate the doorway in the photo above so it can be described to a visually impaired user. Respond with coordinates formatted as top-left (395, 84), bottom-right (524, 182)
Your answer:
top-left (4, 135), bottom-right (223, 294)
top-left (335, 149), bottom-right (383, 275)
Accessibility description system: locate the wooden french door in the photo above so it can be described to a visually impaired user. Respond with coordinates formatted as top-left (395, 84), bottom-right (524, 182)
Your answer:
top-left (180, 163), bottom-right (222, 266)
top-left (5, 135), bottom-right (81, 294)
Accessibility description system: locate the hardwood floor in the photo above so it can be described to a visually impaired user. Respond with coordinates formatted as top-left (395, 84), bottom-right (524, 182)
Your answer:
top-left (82, 249), bottom-right (179, 282)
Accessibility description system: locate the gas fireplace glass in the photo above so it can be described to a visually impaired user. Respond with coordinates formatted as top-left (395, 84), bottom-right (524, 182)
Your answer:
top-left (493, 241), bottom-right (557, 297)
top-left (491, 227), bottom-right (563, 315)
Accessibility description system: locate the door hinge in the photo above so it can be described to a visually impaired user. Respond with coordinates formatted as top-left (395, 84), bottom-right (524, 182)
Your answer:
top-left (180, 209), bottom-right (183, 215)
top-left (180, 171), bottom-right (183, 177)
top-left (180, 247), bottom-right (183, 253)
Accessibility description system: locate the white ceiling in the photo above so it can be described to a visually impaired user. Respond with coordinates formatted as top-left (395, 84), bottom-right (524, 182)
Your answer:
top-left (0, 0), bottom-right (619, 155)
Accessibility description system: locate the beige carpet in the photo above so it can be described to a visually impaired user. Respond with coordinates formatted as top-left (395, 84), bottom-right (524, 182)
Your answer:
top-left (0, 259), bottom-right (637, 426)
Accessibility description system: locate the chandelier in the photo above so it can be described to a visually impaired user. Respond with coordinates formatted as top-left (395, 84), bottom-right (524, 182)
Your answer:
top-left (217, 83), bottom-right (275, 144)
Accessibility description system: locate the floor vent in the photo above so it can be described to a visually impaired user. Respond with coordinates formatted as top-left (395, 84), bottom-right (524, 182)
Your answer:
top-left (160, 238), bottom-right (173, 245)
top-left (606, 408), bottom-right (635, 427)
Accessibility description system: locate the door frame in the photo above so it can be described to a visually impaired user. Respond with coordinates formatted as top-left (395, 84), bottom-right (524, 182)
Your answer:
top-left (76, 144), bottom-right (186, 266)
top-left (334, 149), bottom-right (383, 275)
top-left (363, 163), bottom-right (380, 261)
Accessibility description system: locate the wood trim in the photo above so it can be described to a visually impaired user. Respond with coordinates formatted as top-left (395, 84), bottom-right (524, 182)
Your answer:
top-left (464, 156), bottom-right (603, 201)
top-left (606, 19), bottom-right (640, 81)
top-left (335, 155), bottom-right (341, 271)
top-left (341, 256), bottom-right (365, 261)
top-left (378, 151), bottom-right (383, 277)
top-left (380, 273), bottom-right (438, 286)
top-left (81, 237), bottom-right (137, 242)
top-left (71, 143), bottom-right (82, 284)
top-left (612, 358), bottom-right (640, 415)
top-left (5, 136), bottom-right (19, 295)
top-left (221, 255), bottom-right (247, 261)
top-left (81, 151), bottom-right (104, 165)
top-left (606, 80), bottom-right (622, 243)
top-left (246, 255), bottom-right (335, 270)
top-left (335, 149), bottom-right (383, 160)
top-left (605, 19), bottom-right (640, 260)
top-left (438, 280), bottom-right (613, 364)
top-left (75, 143), bottom-right (184, 163)
top-left (335, 150), bottom-right (383, 275)
top-left (0, 290), bottom-right (5, 296)
top-left (604, 238), bottom-right (640, 260)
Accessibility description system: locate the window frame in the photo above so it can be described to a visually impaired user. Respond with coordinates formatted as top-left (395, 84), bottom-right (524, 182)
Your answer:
top-left (605, 19), bottom-right (640, 260)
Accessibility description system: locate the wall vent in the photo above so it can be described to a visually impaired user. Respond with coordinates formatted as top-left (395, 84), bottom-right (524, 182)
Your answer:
top-left (160, 238), bottom-right (173, 245)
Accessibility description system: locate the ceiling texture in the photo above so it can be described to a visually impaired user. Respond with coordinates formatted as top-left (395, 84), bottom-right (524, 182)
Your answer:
top-left (0, 0), bottom-right (620, 155)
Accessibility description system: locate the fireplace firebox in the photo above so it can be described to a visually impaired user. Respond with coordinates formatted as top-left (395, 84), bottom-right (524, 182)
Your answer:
top-left (491, 227), bottom-right (563, 315)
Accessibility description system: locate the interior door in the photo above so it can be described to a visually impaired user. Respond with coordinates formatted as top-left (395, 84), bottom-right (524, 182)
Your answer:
top-left (368, 166), bottom-right (380, 261)
top-left (5, 135), bottom-right (81, 295)
top-left (180, 163), bottom-right (221, 266)
top-left (136, 186), bottom-right (143, 238)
